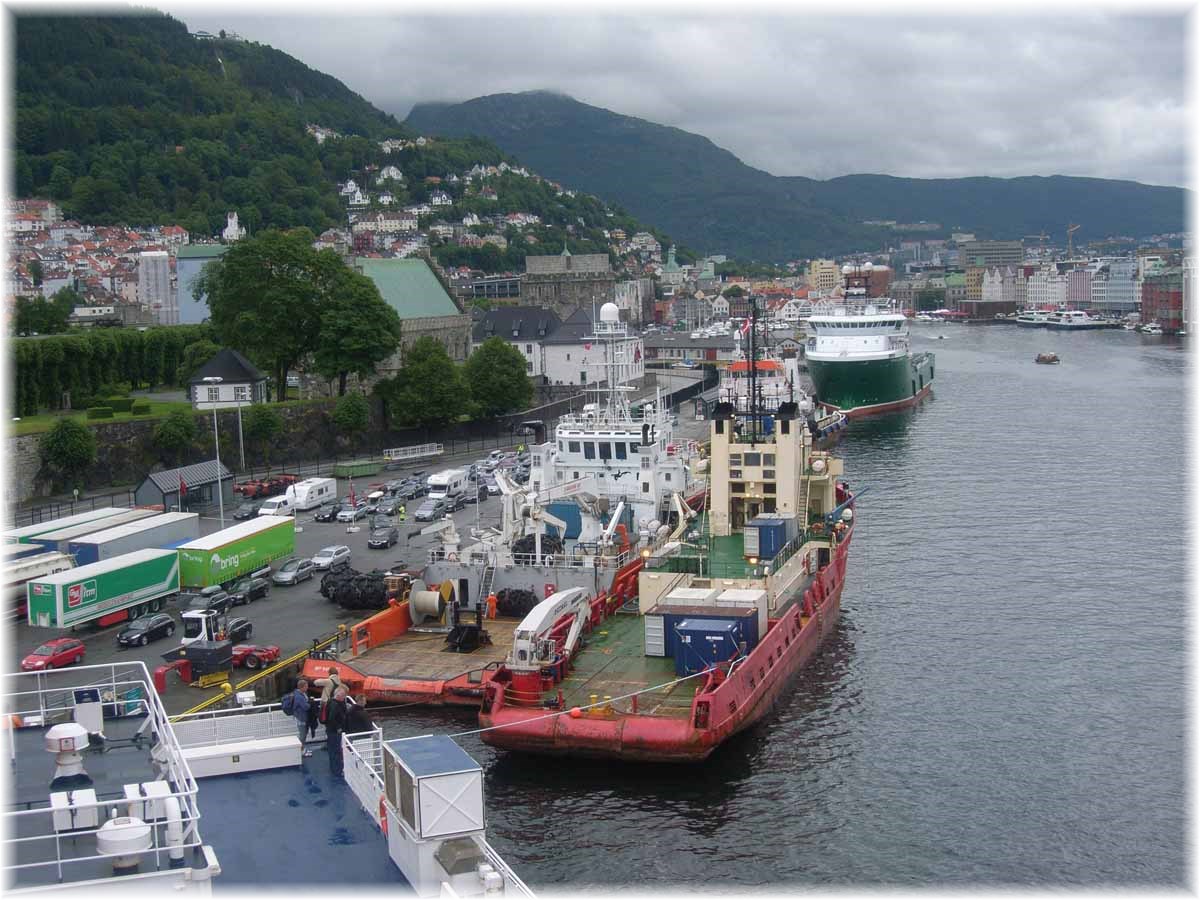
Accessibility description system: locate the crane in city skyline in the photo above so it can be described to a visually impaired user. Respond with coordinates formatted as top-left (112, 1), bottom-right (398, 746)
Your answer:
top-left (1067, 224), bottom-right (1081, 259)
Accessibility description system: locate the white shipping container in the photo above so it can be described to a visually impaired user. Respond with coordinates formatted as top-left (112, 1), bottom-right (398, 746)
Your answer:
top-left (716, 588), bottom-right (769, 637)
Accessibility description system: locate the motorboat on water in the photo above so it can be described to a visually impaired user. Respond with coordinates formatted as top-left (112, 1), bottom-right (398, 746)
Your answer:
top-left (1035, 353), bottom-right (1060, 365)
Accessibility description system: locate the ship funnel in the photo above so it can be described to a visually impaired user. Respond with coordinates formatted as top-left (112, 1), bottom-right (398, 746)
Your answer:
top-left (45, 722), bottom-right (92, 790)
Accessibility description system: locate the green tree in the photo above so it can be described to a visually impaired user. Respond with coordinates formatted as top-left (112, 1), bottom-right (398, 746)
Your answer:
top-left (379, 337), bottom-right (466, 428)
top-left (310, 259), bottom-right (402, 395)
top-left (39, 418), bottom-right (97, 488)
top-left (242, 403), bottom-right (283, 467)
top-left (196, 230), bottom-right (325, 401)
top-left (27, 258), bottom-right (44, 286)
top-left (332, 392), bottom-right (371, 440)
top-left (175, 339), bottom-right (220, 385)
top-left (464, 337), bottom-right (533, 417)
top-left (722, 285), bottom-right (746, 298)
top-left (152, 408), bottom-right (198, 464)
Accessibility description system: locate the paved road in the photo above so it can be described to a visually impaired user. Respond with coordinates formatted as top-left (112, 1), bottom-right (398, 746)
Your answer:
top-left (10, 419), bottom-right (714, 716)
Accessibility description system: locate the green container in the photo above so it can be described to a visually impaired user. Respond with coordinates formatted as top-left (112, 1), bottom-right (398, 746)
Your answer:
top-left (26, 548), bottom-right (180, 628)
top-left (333, 458), bottom-right (381, 478)
top-left (176, 516), bottom-right (296, 588)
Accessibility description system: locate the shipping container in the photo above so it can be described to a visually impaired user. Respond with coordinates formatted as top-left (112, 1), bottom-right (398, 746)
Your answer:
top-left (0, 543), bottom-right (52, 563)
top-left (645, 603), bottom-right (758, 660)
top-left (176, 516), bottom-right (295, 588)
top-left (4, 507), bottom-right (128, 545)
top-left (67, 513), bottom-right (201, 566)
top-left (673, 618), bottom-right (748, 676)
top-left (715, 588), bottom-right (769, 638)
top-left (27, 510), bottom-right (160, 556)
top-left (26, 548), bottom-right (179, 629)
top-left (744, 515), bottom-right (788, 561)
top-left (3, 552), bottom-right (75, 621)
top-left (663, 587), bottom-right (721, 606)
top-left (333, 458), bottom-right (380, 478)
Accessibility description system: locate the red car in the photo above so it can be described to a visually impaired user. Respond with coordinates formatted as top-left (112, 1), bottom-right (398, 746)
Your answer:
top-left (21, 638), bottom-right (85, 671)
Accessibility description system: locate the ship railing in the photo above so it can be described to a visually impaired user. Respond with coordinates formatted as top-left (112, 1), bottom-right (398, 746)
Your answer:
top-left (171, 701), bottom-right (316, 748)
top-left (341, 725), bottom-right (385, 820)
top-left (1, 662), bottom-right (205, 888)
top-left (428, 547), bottom-right (635, 571)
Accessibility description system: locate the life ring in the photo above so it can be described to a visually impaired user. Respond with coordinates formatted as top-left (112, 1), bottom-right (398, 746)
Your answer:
top-left (811, 521), bottom-right (824, 534)
top-left (447, 552), bottom-right (459, 562)
top-left (379, 797), bottom-right (388, 835)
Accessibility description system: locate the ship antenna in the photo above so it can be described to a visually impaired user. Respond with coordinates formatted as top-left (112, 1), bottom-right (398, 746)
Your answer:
top-left (748, 294), bottom-right (759, 446)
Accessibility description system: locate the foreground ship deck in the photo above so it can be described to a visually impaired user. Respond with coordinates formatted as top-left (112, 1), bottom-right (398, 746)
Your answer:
top-left (349, 616), bottom-right (519, 682)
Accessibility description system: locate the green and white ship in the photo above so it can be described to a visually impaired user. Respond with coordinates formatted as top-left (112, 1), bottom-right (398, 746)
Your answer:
top-left (806, 293), bottom-right (935, 418)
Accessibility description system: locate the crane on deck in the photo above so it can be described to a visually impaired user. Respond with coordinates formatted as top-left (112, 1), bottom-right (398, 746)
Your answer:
top-left (508, 586), bottom-right (590, 674)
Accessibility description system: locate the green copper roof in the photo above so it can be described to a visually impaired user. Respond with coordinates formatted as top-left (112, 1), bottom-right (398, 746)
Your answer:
top-left (354, 258), bottom-right (461, 319)
top-left (945, 273), bottom-right (966, 286)
top-left (177, 244), bottom-right (229, 259)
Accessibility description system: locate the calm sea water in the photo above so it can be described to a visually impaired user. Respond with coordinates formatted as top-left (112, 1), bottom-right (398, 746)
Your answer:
top-left (378, 325), bottom-right (1189, 890)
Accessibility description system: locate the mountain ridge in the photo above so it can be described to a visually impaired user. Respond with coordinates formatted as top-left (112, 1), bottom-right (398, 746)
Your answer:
top-left (406, 91), bottom-right (1186, 260)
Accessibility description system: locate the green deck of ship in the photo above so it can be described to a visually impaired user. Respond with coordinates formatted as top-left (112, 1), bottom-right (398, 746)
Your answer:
top-left (557, 612), bottom-right (694, 717)
top-left (647, 513), bottom-right (760, 579)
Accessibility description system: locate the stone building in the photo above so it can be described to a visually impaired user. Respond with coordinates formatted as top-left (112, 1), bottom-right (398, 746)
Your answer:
top-left (521, 247), bottom-right (615, 318)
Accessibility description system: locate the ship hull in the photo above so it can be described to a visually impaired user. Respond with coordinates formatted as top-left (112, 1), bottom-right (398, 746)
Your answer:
top-left (479, 530), bottom-right (853, 762)
top-left (808, 352), bottom-right (934, 418)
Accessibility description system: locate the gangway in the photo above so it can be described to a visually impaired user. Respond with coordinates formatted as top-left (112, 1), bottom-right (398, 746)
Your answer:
top-left (382, 443), bottom-right (444, 465)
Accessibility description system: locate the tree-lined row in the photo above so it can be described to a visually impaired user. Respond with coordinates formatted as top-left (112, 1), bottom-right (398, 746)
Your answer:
top-left (12, 324), bottom-right (214, 417)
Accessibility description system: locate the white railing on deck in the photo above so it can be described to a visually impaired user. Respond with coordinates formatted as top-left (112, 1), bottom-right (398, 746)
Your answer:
top-left (2, 663), bottom-right (204, 887)
top-left (172, 702), bottom-right (327, 748)
top-left (383, 443), bottom-right (444, 461)
top-left (342, 726), bottom-right (385, 823)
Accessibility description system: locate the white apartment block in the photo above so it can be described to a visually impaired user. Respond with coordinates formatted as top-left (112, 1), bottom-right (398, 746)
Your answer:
top-left (1025, 264), bottom-right (1069, 308)
top-left (139, 250), bottom-right (173, 324)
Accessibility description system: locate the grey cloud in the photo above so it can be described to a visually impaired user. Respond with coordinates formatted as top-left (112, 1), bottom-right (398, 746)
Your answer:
top-left (175, 10), bottom-right (1187, 187)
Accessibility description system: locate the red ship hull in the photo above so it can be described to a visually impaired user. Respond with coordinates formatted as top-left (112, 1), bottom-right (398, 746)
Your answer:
top-left (479, 527), bottom-right (854, 762)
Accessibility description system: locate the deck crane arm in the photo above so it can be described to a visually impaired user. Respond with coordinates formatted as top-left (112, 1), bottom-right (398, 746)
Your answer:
top-left (597, 500), bottom-right (626, 552)
top-left (509, 586), bottom-right (589, 671)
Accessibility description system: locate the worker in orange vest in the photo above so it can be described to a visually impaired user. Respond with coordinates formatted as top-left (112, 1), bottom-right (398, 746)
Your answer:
top-left (486, 593), bottom-right (498, 620)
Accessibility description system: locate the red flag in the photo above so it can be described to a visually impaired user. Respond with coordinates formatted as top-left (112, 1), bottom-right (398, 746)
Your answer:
top-left (583, 342), bottom-right (592, 350)
top-left (179, 475), bottom-right (187, 498)
top-left (348, 479), bottom-right (356, 506)
top-left (740, 319), bottom-right (751, 335)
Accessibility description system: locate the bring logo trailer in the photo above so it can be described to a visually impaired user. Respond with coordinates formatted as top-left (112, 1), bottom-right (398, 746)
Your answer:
top-left (175, 516), bottom-right (296, 588)
top-left (26, 548), bottom-right (180, 629)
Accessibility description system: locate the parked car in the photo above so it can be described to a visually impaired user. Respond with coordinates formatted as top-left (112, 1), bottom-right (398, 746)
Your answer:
top-left (117, 613), bottom-right (176, 648)
top-left (367, 514), bottom-right (393, 531)
top-left (481, 473), bottom-right (500, 495)
top-left (462, 481), bottom-right (488, 504)
top-left (336, 502), bottom-right (369, 523)
top-left (272, 557), bottom-right (316, 585)
top-left (187, 591), bottom-right (232, 615)
top-left (367, 525), bottom-right (400, 549)
top-left (312, 545), bottom-right (351, 570)
top-left (376, 498), bottom-right (399, 516)
top-left (229, 576), bottom-right (270, 606)
top-left (413, 498), bottom-right (449, 522)
top-left (383, 479), bottom-right (406, 495)
top-left (397, 480), bottom-right (426, 500)
top-left (313, 503), bottom-right (339, 523)
top-left (224, 617), bottom-right (254, 642)
top-left (21, 637), bottom-right (85, 670)
top-left (232, 501), bottom-right (260, 520)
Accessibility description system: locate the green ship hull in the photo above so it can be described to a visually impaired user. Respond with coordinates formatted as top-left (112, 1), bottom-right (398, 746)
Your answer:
top-left (808, 352), bottom-right (935, 417)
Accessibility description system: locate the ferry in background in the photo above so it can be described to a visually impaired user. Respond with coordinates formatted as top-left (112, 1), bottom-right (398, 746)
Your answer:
top-left (1015, 309), bottom-right (1054, 327)
top-left (1044, 309), bottom-right (1119, 330)
top-left (805, 270), bottom-right (935, 418)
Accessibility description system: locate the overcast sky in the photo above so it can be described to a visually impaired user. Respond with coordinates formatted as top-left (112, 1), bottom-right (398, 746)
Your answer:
top-left (169, 5), bottom-right (1190, 188)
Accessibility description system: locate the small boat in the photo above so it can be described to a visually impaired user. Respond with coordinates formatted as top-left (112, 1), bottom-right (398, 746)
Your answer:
top-left (1141, 323), bottom-right (1164, 335)
top-left (1035, 353), bottom-right (1060, 365)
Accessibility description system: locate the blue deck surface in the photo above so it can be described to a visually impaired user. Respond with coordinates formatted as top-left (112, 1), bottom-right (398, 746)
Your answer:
top-left (200, 749), bottom-right (406, 888)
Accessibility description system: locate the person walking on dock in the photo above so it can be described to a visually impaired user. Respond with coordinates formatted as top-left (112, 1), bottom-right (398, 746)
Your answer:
top-left (486, 593), bottom-right (498, 620)
top-left (284, 678), bottom-right (313, 758)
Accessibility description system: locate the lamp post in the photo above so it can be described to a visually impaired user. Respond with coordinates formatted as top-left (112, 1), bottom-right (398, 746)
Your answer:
top-left (202, 376), bottom-right (226, 528)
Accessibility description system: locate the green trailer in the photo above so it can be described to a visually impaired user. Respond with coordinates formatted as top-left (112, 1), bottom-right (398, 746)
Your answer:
top-left (26, 548), bottom-right (180, 629)
top-left (176, 516), bottom-right (296, 588)
top-left (333, 458), bottom-right (381, 478)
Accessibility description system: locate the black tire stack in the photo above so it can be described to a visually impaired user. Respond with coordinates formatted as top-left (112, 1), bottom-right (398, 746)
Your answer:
top-left (320, 567), bottom-right (391, 611)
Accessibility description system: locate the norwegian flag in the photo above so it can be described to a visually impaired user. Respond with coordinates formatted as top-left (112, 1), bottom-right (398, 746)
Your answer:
top-left (583, 342), bottom-right (592, 350)
top-left (179, 475), bottom-right (188, 498)
top-left (348, 479), bottom-right (356, 507)
top-left (740, 320), bottom-right (752, 336)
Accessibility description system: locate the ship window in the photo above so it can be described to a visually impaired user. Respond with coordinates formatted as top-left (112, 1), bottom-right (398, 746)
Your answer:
top-left (630, 442), bottom-right (641, 454)
top-left (664, 474), bottom-right (671, 482)
top-left (642, 483), bottom-right (650, 492)
top-left (744, 452), bottom-right (761, 466)
top-left (641, 457), bottom-right (651, 469)
top-left (731, 482), bottom-right (745, 493)
top-left (764, 454), bottom-right (775, 465)
top-left (763, 470), bottom-right (775, 479)
top-left (558, 441), bottom-right (563, 451)
top-left (584, 442), bottom-right (596, 460)
top-left (615, 443), bottom-right (627, 460)
top-left (599, 442), bottom-right (612, 461)
top-left (568, 441), bottom-right (580, 453)
top-left (574, 471), bottom-right (580, 479)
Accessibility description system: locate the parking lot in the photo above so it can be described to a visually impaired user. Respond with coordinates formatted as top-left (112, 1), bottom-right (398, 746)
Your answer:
top-left (10, 416), bottom-right (711, 716)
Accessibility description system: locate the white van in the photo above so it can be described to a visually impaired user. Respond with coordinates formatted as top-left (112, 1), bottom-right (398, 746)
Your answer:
top-left (257, 494), bottom-right (295, 517)
top-left (291, 477), bottom-right (336, 511)
top-left (426, 468), bottom-right (467, 502)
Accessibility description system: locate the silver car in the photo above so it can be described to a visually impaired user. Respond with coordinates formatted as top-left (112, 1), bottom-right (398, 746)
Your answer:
top-left (312, 545), bottom-right (351, 570)
top-left (271, 557), bottom-right (315, 585)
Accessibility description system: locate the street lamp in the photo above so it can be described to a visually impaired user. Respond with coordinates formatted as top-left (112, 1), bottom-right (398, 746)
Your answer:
top-left (202, 376), bottom-right (226, 528)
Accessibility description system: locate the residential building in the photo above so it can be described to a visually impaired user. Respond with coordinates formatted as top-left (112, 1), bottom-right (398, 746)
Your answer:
top-left (1026, 264), bottom-right (1070, 308)
top-left (944, 273), bottom-right (966, 309)
top-left (138, 250), bottom-right (171, 324)
top-left (1141, 267), bottom-right (1184, 333)
top-left (642, 332), bottom-right (737, 365)
top-left (807, 259), bottom-right (841, 293)
top-left (1090, 259), bottom-right (1139, 315)
top-left (175, 244), bottom-right (228, 325)
top-left (187, 348), bottom-right (269, 409)
top-left (1067, 267), bottom-right (1092, 308)
top-left (975, 266), bottom-right (1026, 316)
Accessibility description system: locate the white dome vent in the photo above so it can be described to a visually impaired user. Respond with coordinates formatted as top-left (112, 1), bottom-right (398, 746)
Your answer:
top-left (600, 302), bottom-right (620, 323)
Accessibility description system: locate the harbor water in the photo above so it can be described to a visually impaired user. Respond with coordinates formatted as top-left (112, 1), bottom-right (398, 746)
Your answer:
top-left (379, 325), bottom-right (1189, 889)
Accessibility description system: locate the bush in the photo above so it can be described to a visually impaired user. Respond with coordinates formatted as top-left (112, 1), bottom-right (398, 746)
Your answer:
top-left (86, 406), bottom-right (114, 419)
top-left (130, 402), bottom-right (152, 415)
top-left (107, 397), bottom-right (134, 412)
top-left (39, 418), bottom-right (97, 486)
top-left (96, 382), bottom-right (131, 397)
top-left (70, 392), bottom-right (97, 410)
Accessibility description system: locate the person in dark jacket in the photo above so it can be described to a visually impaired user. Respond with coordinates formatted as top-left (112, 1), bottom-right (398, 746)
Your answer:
top-left (287, 679), bottom-right (313, 758)
top-left (324, 686), bottom-right (349, 778)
